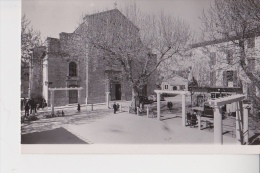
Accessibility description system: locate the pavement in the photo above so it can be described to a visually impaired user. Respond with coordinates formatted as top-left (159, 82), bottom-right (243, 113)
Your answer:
top-left (64, 111), bottom-right (237, 145)
top-left (21, 96), bottom-right (260, 145)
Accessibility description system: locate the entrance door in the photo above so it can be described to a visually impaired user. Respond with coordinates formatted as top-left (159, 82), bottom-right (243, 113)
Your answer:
top-left (110, 83), bottom-right (121, 100)
top-left (115, 84), bottom-right (121, 100)
top-left (69, 85), bottom-right (78, 104)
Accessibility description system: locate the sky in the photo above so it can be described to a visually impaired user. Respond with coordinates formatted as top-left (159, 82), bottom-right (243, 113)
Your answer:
top-left (22, 0), bottom-right (213, 41)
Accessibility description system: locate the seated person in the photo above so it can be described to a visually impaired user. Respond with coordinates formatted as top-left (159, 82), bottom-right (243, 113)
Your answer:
top-left (191, 112), bottom-right (197, 126)
top-left (186, 112), bottom-right (192, 125)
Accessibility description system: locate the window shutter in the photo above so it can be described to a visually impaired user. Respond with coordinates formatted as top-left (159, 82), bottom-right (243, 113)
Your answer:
top-left (233, 71), bottom-right (237, 87)
top-left (210, 71), bottom-right (216, 86)
top-left (223, 71), bottom-right (227, 87)
top-left (213, 71), bottom-right (216, 86)
top-left (226, 50), bottom-right (233, 64)
top-left (210, 72), bottom-right (213, 86)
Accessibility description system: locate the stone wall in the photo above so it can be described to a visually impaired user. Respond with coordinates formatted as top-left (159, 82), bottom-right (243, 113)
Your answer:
top-left (46, 33), bottom-right (86, 106)
top-left (30, 46), bottom-right (45, 100)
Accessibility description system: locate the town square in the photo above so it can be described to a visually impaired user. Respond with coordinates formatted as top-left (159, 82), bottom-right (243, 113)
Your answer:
top-left (19, 0), bottom-right (260, 146)
top-left (1, 1), bottom-right (260, 173)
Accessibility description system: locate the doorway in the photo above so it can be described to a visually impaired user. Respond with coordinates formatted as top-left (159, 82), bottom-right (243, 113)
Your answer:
top-left (69, 85), bottom-right (78, 104)
top-left (115, 84), bottom-right (121, 100)
top-left (110, 83), bottom-right (121, 101)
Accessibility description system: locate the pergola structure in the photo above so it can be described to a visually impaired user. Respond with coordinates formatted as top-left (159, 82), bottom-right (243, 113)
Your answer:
top-left (208, 94), bottom-right (249, 145)
top-left (154, 88), bottom-right (250, 145)
top-left (154, 90), bottom-right (189, 126)
top-left (48, 87), bottom-right (83, 115)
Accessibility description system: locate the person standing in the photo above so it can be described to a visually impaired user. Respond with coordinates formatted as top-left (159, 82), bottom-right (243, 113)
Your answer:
top-left (24, 101), bottom-right (30, 117)
top-left (77, 103), bottom-right (81, 112)
top-left (30, 98), bottom-right (37, 114)
top-left (113, 102), bottom-right (117, 114)
top-left (28, 99), bottom-right (32, 114)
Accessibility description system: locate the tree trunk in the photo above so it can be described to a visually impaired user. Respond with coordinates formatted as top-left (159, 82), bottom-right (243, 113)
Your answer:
top-left (239, 44), bottom-right (260, 118)
top-left (130, 85), bottom-right (139, 113)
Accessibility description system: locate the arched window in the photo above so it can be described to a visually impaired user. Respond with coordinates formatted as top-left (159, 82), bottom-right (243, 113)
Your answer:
top-left (69, 62), bottom-right (77, 77)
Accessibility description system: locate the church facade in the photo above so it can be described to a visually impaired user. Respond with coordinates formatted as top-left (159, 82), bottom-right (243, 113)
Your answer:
top-left (28, 9), bottom-right (157, 106)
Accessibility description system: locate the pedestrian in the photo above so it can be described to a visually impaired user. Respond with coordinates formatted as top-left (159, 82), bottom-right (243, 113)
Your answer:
top-left (56, 110), bottom-right (60, 117)
top-left (21, 99), bottom-right (23, 111)
top-left (24, 101), bottom-right (30, 117)
top-left (28, 99), bottom-right (32, 114)
top-left (30, 98), bottom-right (37, 114)
top-left (113, 102), bottom-right (117, 114)
top-left (62, 110), bottom-right (65, 117)
top-left (21, 97), bottom-right (26, 111)
top-left (77, 103), bottom-right (81, 112)
top-left (116, 103), bottom-right (120, 111)
top-left (42, 98), bottom-right (45, 109)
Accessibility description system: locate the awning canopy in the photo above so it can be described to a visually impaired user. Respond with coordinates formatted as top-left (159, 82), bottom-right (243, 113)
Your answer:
top-left (188, 87), bottom-right (243, 93)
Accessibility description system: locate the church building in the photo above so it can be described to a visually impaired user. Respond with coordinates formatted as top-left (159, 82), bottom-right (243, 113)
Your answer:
top-left (28, 9), bottom-right (157, 106)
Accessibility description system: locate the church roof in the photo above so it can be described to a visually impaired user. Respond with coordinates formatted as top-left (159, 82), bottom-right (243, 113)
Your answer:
top-left (74, 9), bottom-right (139, 33)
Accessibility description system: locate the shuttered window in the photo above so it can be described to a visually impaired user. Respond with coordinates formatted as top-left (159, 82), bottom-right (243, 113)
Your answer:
top-left (223, 70), bottom-right (238, 87)
top-left (233, 71), bottom-right (237, 87)
top-left (226, 50), bottom-right (233, 64)
top-left (223, 71), bottom-right (227, 87)
top-left (210, 71), bottom-right (216, 86)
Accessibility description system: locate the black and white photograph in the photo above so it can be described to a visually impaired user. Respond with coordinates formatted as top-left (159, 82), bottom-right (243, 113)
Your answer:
top-left (1, 0), bottom-right (260, 172)
top-left (19, 0), bottom-right (260, 149)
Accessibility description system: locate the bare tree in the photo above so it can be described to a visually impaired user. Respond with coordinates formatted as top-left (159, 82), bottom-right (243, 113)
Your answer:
top-left (21, 15), bottom-right (44, 99)
top-left (77, 5), bottom-right (192, 109)
top-left (200, 0), bottom-right (260, 116)
top-left (21, 14), bottom-right (43, 68)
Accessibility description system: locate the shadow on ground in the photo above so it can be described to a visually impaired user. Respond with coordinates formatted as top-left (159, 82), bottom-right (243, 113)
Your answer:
top-left (249, 133), bottom-right (260, 145)
top-left (21, 109), bottom-right (113, 134)
top-left (21, 127), bottom-right (87, 144)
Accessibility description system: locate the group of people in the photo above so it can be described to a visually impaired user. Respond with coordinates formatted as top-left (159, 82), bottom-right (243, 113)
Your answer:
top-left (24, 98), bottom-right (37, 117)
top-left (113, 102), bottom-right (120, 114)
top-left (22, 98), bottom-right (47, 117)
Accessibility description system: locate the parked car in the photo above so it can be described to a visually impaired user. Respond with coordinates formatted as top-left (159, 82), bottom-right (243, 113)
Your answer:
top-left (202, 103), bottom-right (226, 119)
top-left (139, 96), bottom-right (153, 104)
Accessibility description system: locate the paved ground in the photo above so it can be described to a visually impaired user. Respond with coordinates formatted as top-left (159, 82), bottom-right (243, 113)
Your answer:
top-left (21, 96), bottom-right (260, 145)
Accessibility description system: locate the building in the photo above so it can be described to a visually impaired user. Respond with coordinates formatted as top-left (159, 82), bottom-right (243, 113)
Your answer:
top-left (161, 75), bottom-right (188, 91)
top-left (191, 32), bottom-right (260, 99)
top-left (28, 9), bottom-right (157, 106)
